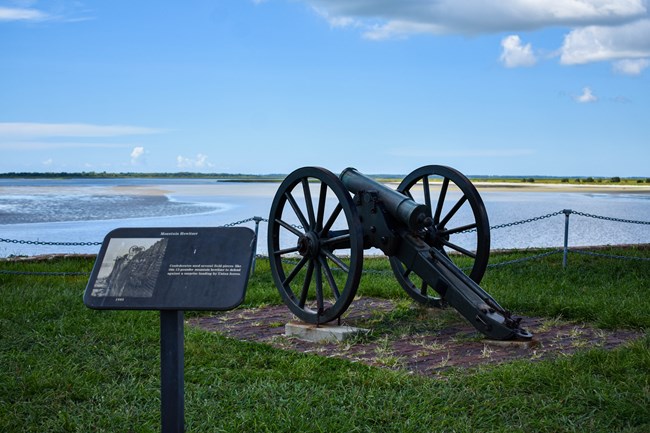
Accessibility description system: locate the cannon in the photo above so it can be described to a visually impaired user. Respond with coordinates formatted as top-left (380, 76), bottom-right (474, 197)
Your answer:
top-left (267, 165), bottom-right (532, 340)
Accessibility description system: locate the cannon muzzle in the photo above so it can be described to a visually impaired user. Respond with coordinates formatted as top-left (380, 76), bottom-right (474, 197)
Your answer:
top-left (340, 167), bottom-right (431, 231)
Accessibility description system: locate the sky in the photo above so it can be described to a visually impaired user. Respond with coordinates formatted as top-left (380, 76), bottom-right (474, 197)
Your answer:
top-left (1, 0), bottom-right (649, 177)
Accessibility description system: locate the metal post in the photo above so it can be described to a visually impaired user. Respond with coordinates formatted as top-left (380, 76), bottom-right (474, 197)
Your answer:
top-left (562, 209), bottom-right (572, 269)
top-left (160, 310), bottom-right (184, 433)
top-left (251, 216), bottom-right (263, 274)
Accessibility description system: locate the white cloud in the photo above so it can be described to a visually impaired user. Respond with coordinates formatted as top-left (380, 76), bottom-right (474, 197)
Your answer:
top-left (500, 35), bottom-right (537, 68)
top-left (0, 2), bottom-right (94, 23)
top-left (613, 58), bottom-right (650, 74)
top-left (0, 6), bottom-right (48, 21)
top-left (306, 0), bottom-right (647, 36)
top-left (0, 122), bottom-right (165, 138)
top-left (176, 153), bottom-right (214, 170)
top-left (306, 1), bottom-right (650, 73)
top-left (42, 158), bottom-right (53, 166)
top-left (363, 20), bottom-right (445, 40)
top-left (130, 146), bottom-right (145, 165)
top-left (560, 19), bottom-right (650, 64)
top-left (0, 123), bottom-right (166, 159)
top-left (576, 87), bottom-right (598, 103)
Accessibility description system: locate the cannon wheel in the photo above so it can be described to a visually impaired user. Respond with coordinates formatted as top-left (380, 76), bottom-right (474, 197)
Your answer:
top-left (268, 167), bottom-right (364, 324)
top-left (389, 165), bottom-right (490, 306)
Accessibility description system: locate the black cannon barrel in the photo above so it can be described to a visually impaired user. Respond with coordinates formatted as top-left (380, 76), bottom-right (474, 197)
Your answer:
top-left (340, 167), bottom-right (431, 231)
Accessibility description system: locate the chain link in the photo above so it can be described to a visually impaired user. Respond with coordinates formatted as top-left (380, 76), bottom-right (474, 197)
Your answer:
top-left (570, 210), bottom-right (650, 225)
top-left (3, 209), bottom-right (641, 246)
top-left (0, 238), bottom-right (102, 246)
top-left (461, 211), bottom-right (564, 233)
top-left (489, 211), bottom-right (565, 231)
top-left (0, 217), bottom-right (269, 246)
top-left (2, 210), bottom-right (648, 277)
top-left (219, 217), bottom-right (268, 228)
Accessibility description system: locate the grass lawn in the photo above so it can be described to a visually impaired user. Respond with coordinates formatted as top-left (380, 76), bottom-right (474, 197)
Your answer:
top-left (1, 248), bottom-right (648, 432)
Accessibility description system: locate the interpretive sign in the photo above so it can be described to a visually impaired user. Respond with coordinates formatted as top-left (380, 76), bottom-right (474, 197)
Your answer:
top-left (84, 227), bottom-right (255, 310)
top-left (84, 226), bottom-right (256, 433)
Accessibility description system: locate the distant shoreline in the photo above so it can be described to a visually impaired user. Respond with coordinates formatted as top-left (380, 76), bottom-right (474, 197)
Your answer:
top-left (1, 172), bottom-right (648, 185)
top-left (472, 182), bottom-right (650, 194)
top-left (1, 179), bottom-right (648, 196)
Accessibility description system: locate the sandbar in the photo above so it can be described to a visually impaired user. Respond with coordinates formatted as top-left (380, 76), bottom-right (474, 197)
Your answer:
top-left (0, 181), bottom-right (648, 197)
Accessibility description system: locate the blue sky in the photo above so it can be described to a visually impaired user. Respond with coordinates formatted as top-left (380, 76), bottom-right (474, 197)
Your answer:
top-left (1, 0), bottom-right (649, 176)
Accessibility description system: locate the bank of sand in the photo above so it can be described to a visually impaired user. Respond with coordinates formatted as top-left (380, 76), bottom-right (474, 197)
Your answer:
top-left (1, 181), bottom-right (649, 197)
top-left (117, 181), bottom-right (650, 196)
top-left (381, 181), bottom-right (650, 194)
top-left (472, 182), bottom-right (650, 194)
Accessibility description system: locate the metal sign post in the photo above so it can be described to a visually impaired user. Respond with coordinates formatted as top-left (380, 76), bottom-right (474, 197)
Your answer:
top-left (160, 310), bottom-right (185, 433)
top-left (84, 227), bottom-right (255, 432)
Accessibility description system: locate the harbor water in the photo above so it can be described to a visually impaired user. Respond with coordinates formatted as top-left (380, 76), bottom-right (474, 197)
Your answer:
top-left (1, 178), bottom-right (648, 257)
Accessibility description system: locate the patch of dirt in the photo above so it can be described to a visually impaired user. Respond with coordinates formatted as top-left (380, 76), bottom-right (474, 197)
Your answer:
top-left (188, 297), bottom-right (643, 376)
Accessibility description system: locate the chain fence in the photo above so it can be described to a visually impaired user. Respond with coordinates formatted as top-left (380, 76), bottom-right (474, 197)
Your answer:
top-left (0, 238), bottom-right (102, 247)
top-left (1, 209), bottom-right (648, 277)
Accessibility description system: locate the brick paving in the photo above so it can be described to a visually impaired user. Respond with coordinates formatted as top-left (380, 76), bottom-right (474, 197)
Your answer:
top-left (188, 297), bottom-right (642, 376)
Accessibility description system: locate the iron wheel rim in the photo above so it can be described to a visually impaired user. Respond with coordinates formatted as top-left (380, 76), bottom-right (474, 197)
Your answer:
top-left (389, 165), bottom-right (490, 306)
top-left (267, 167), bottom-right (364, 324)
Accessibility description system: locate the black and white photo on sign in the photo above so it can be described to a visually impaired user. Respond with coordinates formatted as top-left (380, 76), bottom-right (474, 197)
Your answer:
top-left (91, 237), bottom-right (168, 298)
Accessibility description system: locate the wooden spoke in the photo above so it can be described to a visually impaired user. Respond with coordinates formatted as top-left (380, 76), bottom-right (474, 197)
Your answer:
top-left (320, 232), bottom-right (350, 248)
top-left (422, 175), bottom-right (432, 210)
top-left (298, 261), bottom-right (314, 308)
top-left (275, 218), bottom-right (304, 238)
top-left (439, 195), bottom-right (468, 228)
top-left (441, 239), bottom-right (477, 259)
top-left (320, 256), bottom-right (340, 299)
top-left (434, 177), bottom-right (449, 224)
top-left (301, 178), bottom-right (316, 230)
top-left (274, 245), bottom-right (301, 256)
top-left (282, 256), bottom-right (309, 287)
top-left (315, 260), bottom-right (324, 314)
top-left (321, 249), bottom-right (350, 273)
top-left (316, 181), bottom-right (327, 231)
top-left (285, 191), bottom-right (310, 231)
top-left (320, 203), bottom-right (343, 236)
top-left (438, 222), bottom-right (478, 236)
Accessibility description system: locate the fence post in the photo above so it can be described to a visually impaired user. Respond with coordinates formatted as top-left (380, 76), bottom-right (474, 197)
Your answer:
top-left (251, 216), bottom-right (264, 273)
top-left (562, 209), bottom-right (572, 268)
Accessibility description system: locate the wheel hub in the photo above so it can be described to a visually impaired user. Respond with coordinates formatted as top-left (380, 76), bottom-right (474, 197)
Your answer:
top-left (424, 225), bottom-right (449, 248)
top-left (297, 232), bottom-right (320, 257)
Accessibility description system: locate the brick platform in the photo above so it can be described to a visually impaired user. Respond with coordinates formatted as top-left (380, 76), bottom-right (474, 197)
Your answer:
top-left (188, 297), bottom-right (642, 376)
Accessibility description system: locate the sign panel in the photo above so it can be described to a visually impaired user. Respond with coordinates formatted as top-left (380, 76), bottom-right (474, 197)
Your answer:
top-left (83, 227), bottom-right (255, 310)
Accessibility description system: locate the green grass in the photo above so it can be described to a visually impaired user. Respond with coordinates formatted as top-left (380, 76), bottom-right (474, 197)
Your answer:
top-left (1, 250), bottom-right (649, 432)
top-left (481, 246), bottom-right (650, 329)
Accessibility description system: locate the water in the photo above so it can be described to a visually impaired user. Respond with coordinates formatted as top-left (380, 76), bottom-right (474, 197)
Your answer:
top-left (1, 178), bottom-right (648, 257)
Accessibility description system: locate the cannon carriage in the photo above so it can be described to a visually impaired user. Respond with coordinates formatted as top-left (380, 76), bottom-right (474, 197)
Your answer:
top-left (267, 165), bottom-right (532, 341)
